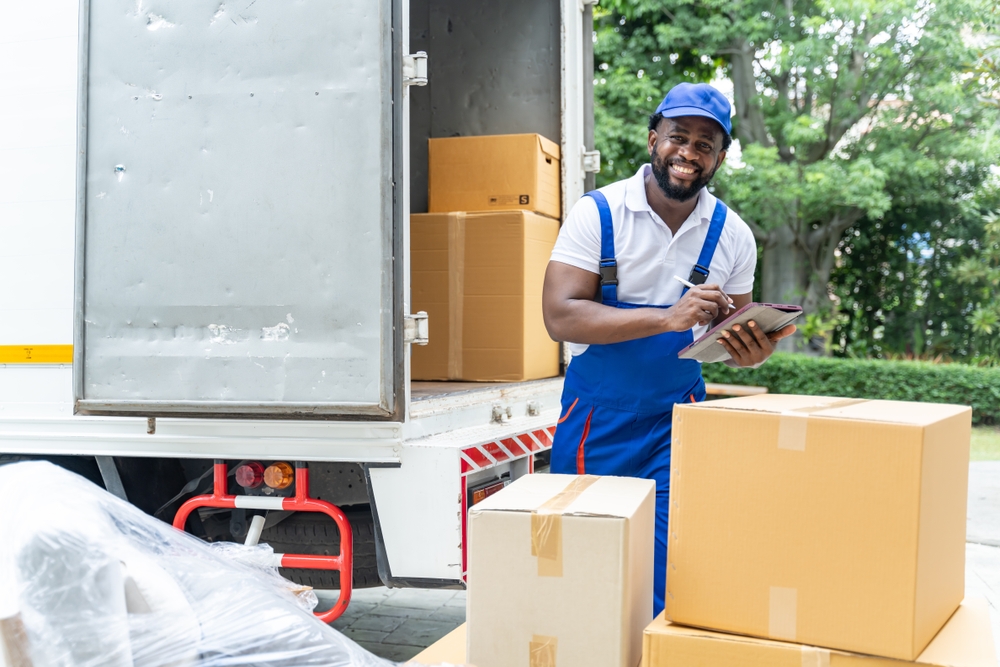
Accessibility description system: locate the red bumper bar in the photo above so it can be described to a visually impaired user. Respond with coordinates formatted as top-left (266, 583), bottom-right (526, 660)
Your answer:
top-left (173, 461), bottom-right (353, 623)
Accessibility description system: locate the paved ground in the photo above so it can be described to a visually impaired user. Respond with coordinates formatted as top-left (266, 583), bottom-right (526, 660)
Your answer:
top-left (324, 461), bottom-right (1000, 662)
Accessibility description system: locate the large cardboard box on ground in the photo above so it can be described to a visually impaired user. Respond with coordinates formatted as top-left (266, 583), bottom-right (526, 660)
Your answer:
top-left (467, 474), bottom-right (656, 667)
top-left (643, 598), bottom-right (997, 667)
top-left (410, 210), bottom-right (560, 381)
top-left (428, 134), bottom-right (561, 220)
top-left (666, 395), bottom-right (972, 661)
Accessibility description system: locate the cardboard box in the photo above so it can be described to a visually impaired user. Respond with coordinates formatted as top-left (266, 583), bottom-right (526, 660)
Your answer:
top-left (428, 134), bottom-right (561, 220)
top-left (410, 624), bottom-right (467, 665)
top-left (666, 395), bottom-right (972, 661)
top-left (643, 599), bottom-right (997, 667)
top-left (410, 211), bottom-right (560, 381)
top-left (468, 474), bottom-right (656, 667)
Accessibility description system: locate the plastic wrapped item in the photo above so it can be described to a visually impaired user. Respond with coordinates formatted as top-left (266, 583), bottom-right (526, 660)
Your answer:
top-left (0, 462), bottom-right (465, 667)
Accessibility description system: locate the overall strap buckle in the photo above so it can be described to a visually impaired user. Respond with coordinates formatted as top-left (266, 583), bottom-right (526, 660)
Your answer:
top-left (599, 259), bottom-right (619, 286)
top-left (684, 200), bottom-right (729, 291)
top-left (687, 264), bottom-right (710, 286)
top-left (586, 190), bottom-right (619, 304)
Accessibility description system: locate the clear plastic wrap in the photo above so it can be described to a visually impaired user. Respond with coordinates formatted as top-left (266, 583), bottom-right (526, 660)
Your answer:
top-left (0, 461), bottom-right (463, 667)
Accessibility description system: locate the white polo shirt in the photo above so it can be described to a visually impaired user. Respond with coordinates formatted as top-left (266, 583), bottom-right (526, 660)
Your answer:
top-left (551, 164), bottom-right (758, 356)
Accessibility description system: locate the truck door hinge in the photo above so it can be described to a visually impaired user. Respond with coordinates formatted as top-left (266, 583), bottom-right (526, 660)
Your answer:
top-left (403, 52), bottom-right (428, 87)
top-left (404, 311), bottom-right (429, 345)
top-left (582, 149), bottom-right (601, 174)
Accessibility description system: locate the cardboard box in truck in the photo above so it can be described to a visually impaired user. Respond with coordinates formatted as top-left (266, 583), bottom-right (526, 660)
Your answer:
top-left (411, 210), bottom-right (560, 382)
top-left (467, 474), bottom-right (655, 667)
top-left (643, 599), bottom-right (997, 667)
top-left (666, 395), bottom-right (972, 661)
top-left (428, 134), bottom-right (561, 220)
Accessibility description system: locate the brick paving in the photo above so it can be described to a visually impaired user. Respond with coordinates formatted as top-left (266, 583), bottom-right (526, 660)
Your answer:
top-left (318, 587), bottom-right (467, 662)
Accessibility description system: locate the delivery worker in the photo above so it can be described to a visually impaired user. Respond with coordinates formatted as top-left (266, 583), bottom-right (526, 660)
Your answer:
top-left (542, 83), bottom-right (796, 616)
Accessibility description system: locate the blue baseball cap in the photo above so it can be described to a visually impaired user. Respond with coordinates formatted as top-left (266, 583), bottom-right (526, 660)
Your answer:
top-left (654, 83), bottom-right (732, 136)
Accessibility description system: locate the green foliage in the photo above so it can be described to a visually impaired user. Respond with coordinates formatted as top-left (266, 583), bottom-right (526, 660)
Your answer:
top-left (593, 0), bottom-right (1000, 346)
top-left (701, 353), bottom-right (1000, 425)
top-left (832, 176), bottom-right (1000, 361)
top-left (955, 211), bottom-right (1000, 361)
top-left (592, 2), bottom-right (717, 186)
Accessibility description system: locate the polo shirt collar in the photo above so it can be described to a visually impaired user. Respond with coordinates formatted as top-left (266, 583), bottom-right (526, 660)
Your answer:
top-left (626, 164), bottom-right (715, 225)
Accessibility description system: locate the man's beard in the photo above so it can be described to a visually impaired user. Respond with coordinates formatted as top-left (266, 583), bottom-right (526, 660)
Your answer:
top-left (651, 146), bottom-right (717, 202)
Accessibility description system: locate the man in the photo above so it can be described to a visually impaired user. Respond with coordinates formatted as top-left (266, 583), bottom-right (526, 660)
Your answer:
top-left (542, 83), bottom-right (796, 615)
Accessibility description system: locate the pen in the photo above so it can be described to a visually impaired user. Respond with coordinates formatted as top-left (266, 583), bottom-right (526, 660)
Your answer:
top-left (674, 275), bottom-right (734, 305)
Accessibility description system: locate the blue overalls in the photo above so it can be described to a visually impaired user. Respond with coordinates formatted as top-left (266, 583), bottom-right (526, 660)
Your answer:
top-left (550, 190), bottom-right (728, 616)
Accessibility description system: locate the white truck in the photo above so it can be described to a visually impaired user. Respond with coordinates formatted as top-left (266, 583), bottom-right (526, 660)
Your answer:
top-left (0, 0), bottom-right (599, 603)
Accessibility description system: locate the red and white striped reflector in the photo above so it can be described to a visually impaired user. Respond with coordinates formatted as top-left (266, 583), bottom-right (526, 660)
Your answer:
top-left (460, 426), bottom-right (555, 474)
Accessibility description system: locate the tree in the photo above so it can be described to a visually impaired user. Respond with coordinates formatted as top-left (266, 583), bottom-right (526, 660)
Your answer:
top-left (594, 0), bottom-right (998, 352)
top-left (954, 210), bottom-right (1000, 362)
top-left (593, 6), bottom-right (717, 185)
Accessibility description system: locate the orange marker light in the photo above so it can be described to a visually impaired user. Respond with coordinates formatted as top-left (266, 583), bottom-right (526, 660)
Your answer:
top-left (264, 462), bottom-right (294, 489)
top-left (235, 462), bottom-right (265, 489)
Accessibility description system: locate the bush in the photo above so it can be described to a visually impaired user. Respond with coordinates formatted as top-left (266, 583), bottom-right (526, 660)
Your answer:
top-left (701, 353), bottom-right (1000, 425)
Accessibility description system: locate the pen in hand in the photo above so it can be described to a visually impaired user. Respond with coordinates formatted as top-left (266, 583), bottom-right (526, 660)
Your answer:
top-left (674, 275), bottom-right (734, 305)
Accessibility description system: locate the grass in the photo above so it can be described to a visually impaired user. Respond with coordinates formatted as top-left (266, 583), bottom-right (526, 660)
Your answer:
top-left (971, 426), bottom-right (1000, 461)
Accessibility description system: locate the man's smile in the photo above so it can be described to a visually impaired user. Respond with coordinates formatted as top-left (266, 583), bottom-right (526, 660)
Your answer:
top-left (668, 162), bottom-right (700, 179)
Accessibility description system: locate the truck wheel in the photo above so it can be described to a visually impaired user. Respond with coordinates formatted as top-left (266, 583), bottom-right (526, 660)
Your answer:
top-left (258, 506), bottom-right (381, 590)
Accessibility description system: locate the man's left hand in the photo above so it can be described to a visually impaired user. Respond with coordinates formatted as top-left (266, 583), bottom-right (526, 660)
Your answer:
top-left (718, 321), bottom-right (797, 367)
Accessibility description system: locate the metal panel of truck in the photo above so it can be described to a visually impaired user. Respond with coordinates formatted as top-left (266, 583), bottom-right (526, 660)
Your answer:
top-left (74, 0), bottom-right (403, 419)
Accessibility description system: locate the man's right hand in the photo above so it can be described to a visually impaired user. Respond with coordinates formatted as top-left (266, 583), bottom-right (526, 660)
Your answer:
top-left (665, 284), bottom-right (733, 331)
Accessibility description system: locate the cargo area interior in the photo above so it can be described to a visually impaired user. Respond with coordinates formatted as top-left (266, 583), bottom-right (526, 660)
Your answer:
top-left (407, 0), bottom-right (570, 402)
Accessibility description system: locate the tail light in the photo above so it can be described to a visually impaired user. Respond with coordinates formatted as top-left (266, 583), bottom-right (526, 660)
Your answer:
top-left (264, 462), bottom-right (294, 489)
top-left (235, 462), bottom-right (264, 489)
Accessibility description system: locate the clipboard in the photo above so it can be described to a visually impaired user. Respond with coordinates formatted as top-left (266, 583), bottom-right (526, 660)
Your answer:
top-left (677, 302), bottom-right (803, 363)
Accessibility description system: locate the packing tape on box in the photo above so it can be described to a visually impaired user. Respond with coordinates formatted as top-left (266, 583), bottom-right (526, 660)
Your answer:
top-left (801, 646), bottom-right (831, 667)
top-left (530, 475), bottom-right (599, 577)
top-left (447, 213), bottom-right (466, 378)
top-left (768, 586), bottom-right (798, 641)
top-left (777, 399), bottom-right (868, 451)
top-left (529, 634), bottom-right (558, 667)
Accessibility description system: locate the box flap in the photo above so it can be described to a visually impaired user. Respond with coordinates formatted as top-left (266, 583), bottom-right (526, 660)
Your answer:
top-left (645, 598), bottom-right (996, 667)
top-left (686, 394), bottom-right (970, 427)
top-left (916, 598), bottom-right (997, 666)
top-left (470, 474), bottom-right (654, 519)
top-left (411, 623), bottom-right (466, 665)
top-left (537, 134), bottom-right (561, 160)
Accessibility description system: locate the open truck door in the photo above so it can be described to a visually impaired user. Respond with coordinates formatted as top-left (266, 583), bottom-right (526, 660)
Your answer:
top-left (74, 0), bottom-right (404, 420)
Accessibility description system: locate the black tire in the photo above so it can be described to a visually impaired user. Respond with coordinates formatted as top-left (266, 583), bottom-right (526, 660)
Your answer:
top-left (258, 506), bottom-right (381, 589)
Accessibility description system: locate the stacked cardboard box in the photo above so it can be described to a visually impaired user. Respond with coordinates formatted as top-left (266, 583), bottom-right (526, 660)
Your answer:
top-left (466, 474), bottom-right (656, 667)
top-left (412, 394), bottom-right (994, 667)
top-left (412, 605), bottom-right (998, 667)
top-left (643, 599), bottom-right (997, 667)
top-left (428, 134), bottom-right (561, 220)
top-left (411, 134), bottom-right (562, 382)
top-left (649, 394), bottom-right (990, 666)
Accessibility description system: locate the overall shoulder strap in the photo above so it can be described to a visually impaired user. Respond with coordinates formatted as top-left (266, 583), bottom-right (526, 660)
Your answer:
top-left (584, 190), bottom-right (618, 303)
top-left (686, 198), bottom-right (728, 293)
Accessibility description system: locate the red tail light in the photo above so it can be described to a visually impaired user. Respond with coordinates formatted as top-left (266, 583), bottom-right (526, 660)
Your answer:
top-left (235, 462), bottom-right (264, 489)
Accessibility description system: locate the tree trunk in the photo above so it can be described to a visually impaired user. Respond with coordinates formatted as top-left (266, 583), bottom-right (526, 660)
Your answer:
top-left (760, 224), bottom-right (809, 306)
top-left (760, 223), bottom-right (811, 352)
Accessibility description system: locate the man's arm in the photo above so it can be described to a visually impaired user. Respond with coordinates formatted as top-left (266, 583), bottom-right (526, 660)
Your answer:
top-left (715, 292), bottom-right (796, 367)
top-left (542, 260), bottom-right (734, 345)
